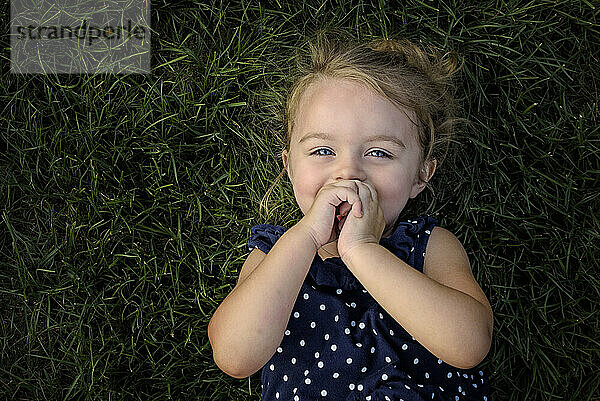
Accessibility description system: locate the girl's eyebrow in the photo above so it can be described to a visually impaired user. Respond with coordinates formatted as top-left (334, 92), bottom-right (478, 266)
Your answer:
top-left (298, 132), bottom-right (406, 149)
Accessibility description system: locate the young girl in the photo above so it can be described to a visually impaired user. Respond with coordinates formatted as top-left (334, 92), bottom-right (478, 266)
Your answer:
top-left (208, 34), bottom-right (494, 401)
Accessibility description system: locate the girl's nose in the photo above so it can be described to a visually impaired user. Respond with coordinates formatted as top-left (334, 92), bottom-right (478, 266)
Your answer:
top-left (334, 156), bottom-right (367, 182)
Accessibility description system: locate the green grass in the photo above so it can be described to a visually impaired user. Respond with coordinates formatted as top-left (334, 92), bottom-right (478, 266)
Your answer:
top-left (1, 0), bottom-right (599, 400)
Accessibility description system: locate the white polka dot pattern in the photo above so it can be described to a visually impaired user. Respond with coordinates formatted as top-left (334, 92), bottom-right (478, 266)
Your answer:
top-left (248, 217), bottom-right (490, 401)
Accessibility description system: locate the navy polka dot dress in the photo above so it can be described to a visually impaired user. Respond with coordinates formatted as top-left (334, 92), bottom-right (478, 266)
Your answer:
top-left (247, 215), bottom-right (491, 401)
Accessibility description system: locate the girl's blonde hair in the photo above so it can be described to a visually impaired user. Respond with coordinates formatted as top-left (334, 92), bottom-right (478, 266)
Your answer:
top-left (260, 31), bottom-right (467, 216)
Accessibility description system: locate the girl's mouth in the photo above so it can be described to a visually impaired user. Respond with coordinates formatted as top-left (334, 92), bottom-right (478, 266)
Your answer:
top-left (337, 213), bottom-right (347, 231)
top-left (334, 202), bottom-right (350, 234)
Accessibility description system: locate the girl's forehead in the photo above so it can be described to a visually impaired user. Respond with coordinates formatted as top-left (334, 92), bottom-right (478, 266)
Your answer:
top-left (292, 78), bottom-right (420, 145)
top-left (300, 77), bottom-right (373, 104)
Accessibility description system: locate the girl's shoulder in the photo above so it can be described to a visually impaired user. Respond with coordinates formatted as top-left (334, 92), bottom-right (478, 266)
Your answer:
top-left (422, 221), bottom-right (494, 336)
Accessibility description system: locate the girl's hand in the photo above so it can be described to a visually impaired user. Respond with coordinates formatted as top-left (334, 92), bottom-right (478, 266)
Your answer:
top-left (336, 180), bottom-right (386, 260)
top-left (294, 180), bottom-right (366, 251)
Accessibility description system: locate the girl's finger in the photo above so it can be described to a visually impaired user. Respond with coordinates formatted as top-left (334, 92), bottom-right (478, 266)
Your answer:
top-left (325, 181), bottom-right (359, 201)
top-left (327, 180), bottom-right (360, 193)
top-left (344, 188), bottom-right (362, 217)
top-left (323, 180), bottom-right (362, 215)
top-left (348, 180), bottom-right (362, 217)
top-left (352, 181), bottom-right (372, 217)
top-left (340, 181), bottom-right (367, 217)
top-left (360, 181), bottom-right (377, 202)
top-left (352, 200), bottom-right (362, 218)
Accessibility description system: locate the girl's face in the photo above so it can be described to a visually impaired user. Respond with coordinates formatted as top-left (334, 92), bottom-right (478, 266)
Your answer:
top-left (282, 78), bottom-right (436, 238)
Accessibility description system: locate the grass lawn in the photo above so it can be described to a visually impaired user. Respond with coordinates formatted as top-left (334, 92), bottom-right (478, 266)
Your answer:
top-left (1, 1), bottom-right (599, 400)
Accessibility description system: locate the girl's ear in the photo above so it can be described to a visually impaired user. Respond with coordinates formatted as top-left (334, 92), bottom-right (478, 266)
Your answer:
top-left (281, 149), bottom-right (290, 178)
top-left (281, 149), bottom-right (288, 168)
top-left (410, 158), bottom-right (437, 198)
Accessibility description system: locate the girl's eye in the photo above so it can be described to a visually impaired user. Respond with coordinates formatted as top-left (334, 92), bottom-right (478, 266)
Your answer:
top-left (310, 148), bottom-right (333, 156)
top-left (310, 148), bottom-right (392, 158)
top-left (368, 149), bottom-right (392, 158)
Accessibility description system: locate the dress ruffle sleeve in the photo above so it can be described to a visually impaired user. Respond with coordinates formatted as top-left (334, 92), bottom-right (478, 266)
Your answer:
top-left (380, 216), bottom-right (438, 273)
top-left (247, 224), bottom-right (287, 254)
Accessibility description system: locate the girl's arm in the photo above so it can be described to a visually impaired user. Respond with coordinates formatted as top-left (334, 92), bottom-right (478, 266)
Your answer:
top-left (208, 224), bottom-right (318, 379)
top-left (342, 226), bottom-right (493, 370)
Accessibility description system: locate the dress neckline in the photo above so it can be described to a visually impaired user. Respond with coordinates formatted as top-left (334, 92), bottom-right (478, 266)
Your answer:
top-left (307, 215), bottom-right (437, 290)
